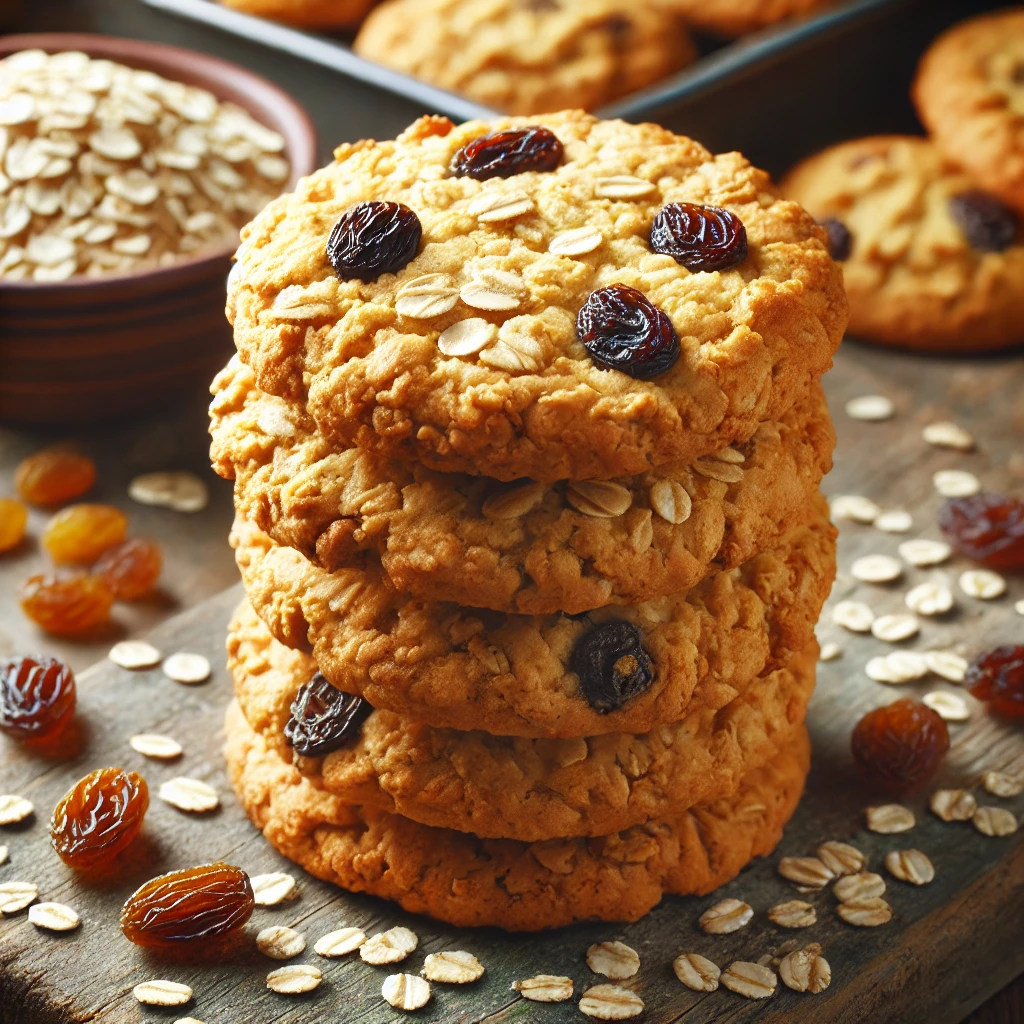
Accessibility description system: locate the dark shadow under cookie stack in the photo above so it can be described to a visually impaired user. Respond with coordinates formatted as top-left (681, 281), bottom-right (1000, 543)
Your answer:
top-left (211, 110), bottom-right (847, 930)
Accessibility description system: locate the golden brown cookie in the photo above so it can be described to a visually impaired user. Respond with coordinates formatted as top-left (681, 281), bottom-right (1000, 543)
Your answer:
top-left (782, 135), bottom-right (1024, 351)
top-left (225, 699), bottom-right (810, 929)
top-left (914, 9), bottom-right (1024, 216)
top-left (232, 505), bottom-right (835, 739)
top-left (229, 110), bottom-right (846, 482)
top-left (210, 358), bottom-right (834, 615)
top-left (660, 0), bottom-right (830, 38)
top-left (353, 0), bottom-right (696, 115)
top-left (220, 0), bottom-right (376, 28)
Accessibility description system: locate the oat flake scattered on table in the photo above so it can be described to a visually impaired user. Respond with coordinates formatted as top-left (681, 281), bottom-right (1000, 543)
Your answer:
top-left (266, 964), bottom-right (322, 994)
top-left (314, 926), bottom-right (365, 957)
top-left (382, 973), bottom-right (431, 1011)
top-left (129, 733), bottom-right (182, 760)
top-left (586, 941), bottom-right (640, 980)
top-left (162, 651), bottom-right (211, 684)
top-left (421, 950), bottom-right (485, 984)
top-left (360, 926), bottom-right (418, 964)
top-left (28, 901), bottom-right (80, 932)
top-left (158, 776), bottom-right (219, 813)
top-left (132, 980), bottom-right (192, 1006)
top-left (845, 395), bottom-right (895, 421)
top-left (930, 788), bottom-right (977, 822)
top-left (108, 639), bottom-right (162, 669)
top-left (578, 983), bottom-right (644, 1019)
top-left (0, 881), bottom-right (38, 913)
top-left (0, 794), bottom-right (34, 825)
top-left (511, 975), bottom-right (574, 1002)
top-left (129, 471), bottom-right (209, 512)
top-left (251, 871), bottom-right (297, 906)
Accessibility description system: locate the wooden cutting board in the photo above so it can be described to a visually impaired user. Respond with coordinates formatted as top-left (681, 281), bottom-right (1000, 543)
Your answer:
top-left (1, 341), bottom-right (1023, 1024)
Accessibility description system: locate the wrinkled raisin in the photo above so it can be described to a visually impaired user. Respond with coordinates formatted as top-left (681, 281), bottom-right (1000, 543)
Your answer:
top-left (966, 646), bottom-right (1024, 720)
top-left (820, 218), bottom-right (852, 261)
top-left (948, 191), bottom-right (1018, 253)
top-left (0, 656), bottom-right (76, 740)
top-left (451, 127), bottom-right (563, 180)
top-left (94, 538), bottom-right (163, 600)
top-left (327, 201), bottom-right (421, 282)
top-left (15, 450), bottom-right (96, 506)
top-left (20, 573), bottom-right (114, 635)
top-left (0, 498), bottom-right (28, 553)
top-left (650, 202), bottom-right (748, 272)
top-left (121, 863), bottom-right (254, 947)
top-left (50, 767), bottom-right (148, 869)
top-left (43, 504), bottom-right (127, 564)
top-left (571, 620), bottom-right (655, 712)
top-left (939, 493), bottom-right (1024, 570)
top-left (851, 698), bottom-right (949, 792)
top-left (285, 672), bottom-right (371, 757)
top-left (577, 284), bottom-right (679, 379)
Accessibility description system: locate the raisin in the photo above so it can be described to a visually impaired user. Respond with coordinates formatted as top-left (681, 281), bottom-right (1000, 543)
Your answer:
top-left (570, 620), bottom-right (655, 712)
top-left (948, 191), bottom-right (1018, 253)
top-left (326, 201), bottom-right (421, 282)
top-left (450, 127), bottom-right (563, 180)
top-left (820, 218), bottom-right (852, 261)
top-left (939, 492), bottom-right (1024, 570)
top-left (285, 672), bottom-right (371, 757)
top-left (20, 573), bottom-right (114, 635)
top-left (121, 863), bottom-right (254, 947)
top-left (94, 538), bottom-right (162, 600)
top-left (577, 284), bottom-right (679, 379)
top-left (15, 450), bottom-right (96, 506)
top-left (0, 656), bottom-right (76, 740)
top-left (50, 767), bottom-right (148, 869)
top-left (0, 498), bottom-right (28, 553)
top-left (649, 202), bottom-right (748, 272)
top-left (43, 504), bottom-right (127, 564)
top-left (851, 698), bottom-right (949, 793)
top-left (966, 646), bottom-right (1024, 721)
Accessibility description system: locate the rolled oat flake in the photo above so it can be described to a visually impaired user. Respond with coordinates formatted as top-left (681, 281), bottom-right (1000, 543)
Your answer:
top-left (360, 925), bottom-right (418, 964)
top-left (511, 975), bottom-right (573, 1002)
top-left (699, 897), bottom-right (753, 934)
top-left (163, 652), bottom-right (211, 685)
top-left (266, 964), bottom-right (322, 994)
top-left (382, 973), bottom-right (431, 1011)
top-left (158, 777), bottom-right (219, 812)
top-left (586, 940), bottom-right (640, 980)
top-left (129, 471), bottom-right (209, 512)
top-left (257, 925), bottom-right (306, 960)
top-left (251, 871), bottom-right (297, 906)
top-left (108, 640), bottom-right (162, 669)
top-left (0, 794), bottom-right (34, 825)
top-left (314, 926), bottom-right (365, 958)
top-left (720, 961), bottom-right (777, 999)
top-left (0, 881), bottom-right (38, 913)
top-left (133, 980), bottom-right (192, 1006)
top-left (28, 901), bottom-right (80, 932)
top-left (673, 952), bottom-right (720, 991)
top-left (578, 984), bottom-right (644, 1019)
top-left (421, 950), bottom-right (485, 984)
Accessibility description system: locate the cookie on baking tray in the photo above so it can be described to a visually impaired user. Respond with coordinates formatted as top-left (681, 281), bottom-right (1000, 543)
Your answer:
top-left (228, 110), bottom-right (846, 483)
top-left (660, 0), bottom-right (831, 39)
top-left (220, 0), bottom-right (376, 28)
top-left (782, 134), bottom-right (1024, 352)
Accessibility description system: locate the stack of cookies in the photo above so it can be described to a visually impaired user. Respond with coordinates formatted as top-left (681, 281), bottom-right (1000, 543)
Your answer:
top-left (210, 110), bottom-right (847, 929)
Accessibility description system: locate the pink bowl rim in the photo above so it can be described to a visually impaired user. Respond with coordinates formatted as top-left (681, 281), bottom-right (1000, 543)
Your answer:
top-left (0, 31), bottom-right (318, 296)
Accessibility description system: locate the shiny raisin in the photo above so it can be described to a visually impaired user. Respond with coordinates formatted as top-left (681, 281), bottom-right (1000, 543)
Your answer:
top-left (966, 646), bottom-right (1024, 720)
top-left (284, 672), bottom-right (371, 757)
top-left (948, 191), bottom-right (1018, 252)
top-left (0, 656), bottom-right (76, 740)
top-left (571, 620), bottom-right (655, 712)
top-left (650, 202), bottom-right (747, 272)
top-left (576, 284), bottom-right (679, 379)
top-left (327, 201), bottom-right (421, 282)
top-left (939, 493), bottom-right (1024, 570)
top-left (820, 218), bottom-right (852, 261)
top-left (15, 450), bottom-right (96, 506)
top-left (851, 698), bottom-right (949, 793)
top-left (50, 767), bottom-right (148, 869)
top-left (43, 503), bottom-right (127, 564)
top-left (0, 498), bottom-right (28, 553)
top-left (450, 127), bottom-right (563, 180)
top-left (20, 573), bottom-right (114, 635)
top-left (93, 538), bottom-right (163, 600)
top-left (121, 863), bottom-right (254, 947)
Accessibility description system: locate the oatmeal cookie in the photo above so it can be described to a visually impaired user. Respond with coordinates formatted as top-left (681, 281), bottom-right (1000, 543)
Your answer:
top-left (353, 0), bottom-right (695, 116)
top-left (660, 0), bottom-right (830, 39)
top-left (231, 506), bottom-right (834, 740)
top-left (783, 135), bottom-right (1024, 351)
top-left (225, 700), bottom-right (810, 929)
top-left (210, 358), bottom-right (834, 615)
top-left (221, 0), bottom-right (375, 28)
top-left (229, 110), bottom-right (846, 482)
top-left (914, 10), bottom-right (1024, 216)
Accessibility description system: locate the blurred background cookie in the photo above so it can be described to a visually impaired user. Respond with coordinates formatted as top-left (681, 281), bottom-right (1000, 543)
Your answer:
top-left (221, 0), bottom-right (377, 29)
top-left (657, 0), bottom-right (832, 38)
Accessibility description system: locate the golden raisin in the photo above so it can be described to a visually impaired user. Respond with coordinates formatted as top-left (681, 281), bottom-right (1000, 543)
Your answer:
top-left (15, 450), bottom-right (96, 506)
top-left (0, 656), bottom-right (76, 740)
top-left (94, 538), bottom-right (162, 600)
top-left (0, 498), bottom-right (28, 553)
top-left (43, 504), bottom-right (127, 564)
top-left (851, 698), bottom-right (949, 792)
top-left (51, 767), bottom-right (148, 869)
top-left (20, 573), bottom-right (114, 635)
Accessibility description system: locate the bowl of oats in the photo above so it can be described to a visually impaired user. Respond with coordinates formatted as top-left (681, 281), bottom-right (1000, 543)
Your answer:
top-left (0, 34), bottom-right (317, 424)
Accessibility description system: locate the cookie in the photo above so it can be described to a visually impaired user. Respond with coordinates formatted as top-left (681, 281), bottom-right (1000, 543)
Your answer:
top-left (221, 0), bottom-right (376, 28)
top-left (232, 502), bottom-right (835, 739)
top-left (229, 110), bottom-right (846, 482)
top-left (353, 0), bottom-right (696, 116)
top-left (225, 700), bottom-right (810, 929)
top-left (210, 358), bottom-right (834, 615)
top-left (914, 10), bottom-right (1024, 216)
top-left (782, 135), bottom-right (1024, 351)
top-left (228, 598), bottom-right (815, 840)
top-left (659, 0), bottom-right (830, 38)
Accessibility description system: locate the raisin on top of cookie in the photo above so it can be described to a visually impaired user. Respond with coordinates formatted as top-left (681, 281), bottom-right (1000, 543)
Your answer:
top-left (230, 111), bottom-right (845, 482)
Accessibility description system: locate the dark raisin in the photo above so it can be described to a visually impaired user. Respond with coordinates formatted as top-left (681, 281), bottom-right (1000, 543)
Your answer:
top-left (326, 201), bottom-right (421, 282)
top-left (571, 621), bottom-right (655, 713)
top-left (966, 645), bottom-right (1024, 720)
top-left (820, 218), bottom-right (852, 261)
top-left (851, 698), bottom-right (949, 793)
top-left (451, 127), bottom-right (563, 180)
top-left (939, 492), bottom-right (1024, 570)
top-left (649, 202), bottom-right (747, 272)
top-left (576, 284), bottom-right (679, 378)
top-left (284, 672), bottom-right (372, 757)
top-left (948, 191), bottom-right (1018, 253)
top-left (0, 656), bottom-right (76, 740)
